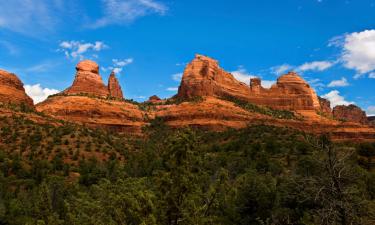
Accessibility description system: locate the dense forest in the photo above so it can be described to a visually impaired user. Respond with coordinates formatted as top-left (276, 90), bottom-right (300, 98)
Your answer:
top-left (0, 114), bottom-right (375, 225)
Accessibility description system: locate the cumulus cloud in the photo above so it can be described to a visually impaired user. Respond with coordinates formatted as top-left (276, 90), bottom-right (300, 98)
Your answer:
top-left (91, 0), bottom-right (168, 28)
top-left (231, 67), bottom-right (275, 88)
top-left (103, 58), bottom-right (134, 74)
top-left (24, 84), bottom-right (60, 104)
top-left (270, 61), bottom-right (334, 75)
top-left (322, 90), bottom-right (354, 107)
top-left (367, 106), bottom-right (375, 116)
top-left (331, 30), bottom-right (375, 77)
top-left (59, 41), bottom-right (108, 60)
top-left (166, 87), bottom-right (178, 92)
top-left (297, 61), bottom-right (334, 72)
top-left (271, 64), bottom-right (293, 75)
top-left (327, 77), bottom-right (349, 87)
top-left (172, 73), bottom-right (183, 82)
top-left (231, 67), bottom-right (256, 84)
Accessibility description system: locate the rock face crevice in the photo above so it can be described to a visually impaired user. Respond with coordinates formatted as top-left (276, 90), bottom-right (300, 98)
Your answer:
top-left (177, 54), bottom-right (320, 110)
top-left (0, 69), bottom-right (34, 107)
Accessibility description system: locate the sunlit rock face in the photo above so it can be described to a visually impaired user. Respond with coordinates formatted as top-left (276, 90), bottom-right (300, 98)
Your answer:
top-left (64, 60), bottom-right (110, 97)
top-left (0, 69), bottom-right (34, 107)
top-left (177, 54), bottom-right (320, 110)
top-left (319, 97), bottom-right (333, 117)
top-left (333, 104), bottom-right (369, 124)
top-left (108, 71), bottom-right (124, 99)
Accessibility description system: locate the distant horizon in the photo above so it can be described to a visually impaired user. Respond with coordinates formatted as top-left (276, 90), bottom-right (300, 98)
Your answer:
top-left (0, 0), bottom-right (374, 115)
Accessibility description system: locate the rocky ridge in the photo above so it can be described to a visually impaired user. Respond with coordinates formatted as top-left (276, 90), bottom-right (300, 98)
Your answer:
top-left (1, 56), bottom-right (374, 141)
top-left (177, 54), bottom-right (320, 111)
top-left (333, 104), bottom-right (368, 125)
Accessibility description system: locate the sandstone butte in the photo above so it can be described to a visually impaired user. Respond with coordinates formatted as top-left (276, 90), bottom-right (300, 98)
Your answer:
top-left (37, 60), bottom-right (146, 133)
top-left (1, 55), bottom-right (375, 141)
top-left (0, 69), bottom-right (34, 107)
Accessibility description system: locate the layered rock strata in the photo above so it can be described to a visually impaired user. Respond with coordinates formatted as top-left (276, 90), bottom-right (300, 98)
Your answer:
top-left (333, 104), bottom-right (368, 125)
top-left (108, 71), bottom-right (124, 99)
top-left (177, 54), bottom-right (320, 110)
top-left (0, 69), bottom-right (34, 107)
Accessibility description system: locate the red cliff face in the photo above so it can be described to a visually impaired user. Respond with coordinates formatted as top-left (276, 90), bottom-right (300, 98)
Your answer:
top-left (177, 54), bottom-right (250, 100)
top-left (177, 54), bottom-right (320, 111)
top-left (319, 97), bottom-right (333, 117)
top-left (333, 104), bottom-right (368, 124)
top-left (108, 71), bottom-right (124, 99)
top-left (0, 69), bottom-right (34, 107)
top-left (64, 60), bottom-right (110, 97)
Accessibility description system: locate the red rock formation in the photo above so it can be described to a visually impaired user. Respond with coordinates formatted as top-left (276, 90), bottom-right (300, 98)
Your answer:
top-left (0, 69), bottom-right (34, 107)
top-left (148, 95), bottom-right (162, 103)
top-left (108, 71), bottom-right (124, 99)
top-left (369, 116), bottom-right (375, 127)
top-left (64, 60), bottom-right (109, 97)
top-left (36, 96), bottom-right (146, 134)
top-left (177, 54), bottom-right (320, 111)
top-left (333, 104), bottom-right (368, 124)
top-left (319, 97), bottom-right (332, 117)
top-left (177, 54), bottom-right (250, 100)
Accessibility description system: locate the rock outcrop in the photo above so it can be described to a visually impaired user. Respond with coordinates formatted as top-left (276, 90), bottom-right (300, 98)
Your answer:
top-left (148, 95), bottom-right (162, 103)
top-left (31, 57), bottom-right (375, 141)
top-left (0, 69), bottom-right (34, 107)
top-left (64, 60), bottom-right (110, 97)
top-left (369, 116), bottom-right (375, 127)
top-left (36, 96), bottom-right (146, 134)
top-left (333, 104), bottom-right (368, 124)
top-left (108, 71), bottom-right (124, 99)
top-left (319, 97), bottom-right (333, 117)
top-left (177, 54), bottom-right (320, 111)
top-left (177, 54), bottom-right (250, 100)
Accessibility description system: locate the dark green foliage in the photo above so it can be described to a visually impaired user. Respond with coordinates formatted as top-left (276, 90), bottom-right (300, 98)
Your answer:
top-left (0, 115), bottom-right (374, 224)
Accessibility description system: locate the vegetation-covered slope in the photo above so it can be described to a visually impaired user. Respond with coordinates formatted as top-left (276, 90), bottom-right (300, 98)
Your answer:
top-left (0, 112), bottom-right (375, 225)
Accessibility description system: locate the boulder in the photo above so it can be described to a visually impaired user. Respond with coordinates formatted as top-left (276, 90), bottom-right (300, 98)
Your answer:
top-left (0, 69), bottom-right (34, 107)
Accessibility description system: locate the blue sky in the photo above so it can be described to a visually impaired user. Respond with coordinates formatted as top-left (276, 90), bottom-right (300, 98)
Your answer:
top-left (0, 0), bottom-right (374, 115)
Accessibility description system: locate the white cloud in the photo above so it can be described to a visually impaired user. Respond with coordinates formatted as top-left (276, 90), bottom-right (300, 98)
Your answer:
top-left (231, 67), bottom-right (256, 84)
top-left (322, 90), bottom-right (354, 107)
top-left (166, 87), bottom-right (178, 92)
top-left (59, 41), bottom-right (108, 60)
top-left (262, 80), bottom-right (275, 88)
top-left (0, 0), bottom-right (76, 36)
top-left (297, 61), bottom-right (334, 72)
top-left (333, 30), bottom-right (375, 76)
top-left (24, 84), bottom-right (60, 104)
top-left (172, 73), bottom-right (183, 82)
top-left (369, 72), bottom-right (375, 78)
top-left (327, 77), bottom-right (349, 87)
top-left (271, 64), bottom-right (293, 75)
top-left (91, 0), bottom-right (168, 28)
top-left (231, 67), bottom-right (275, 88)
top-left (367, 106), bottom-right (375, 116)
top-left (103, 58), bottom-right (134, 75)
